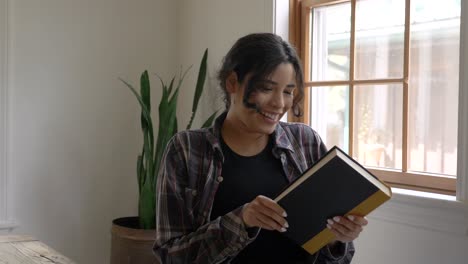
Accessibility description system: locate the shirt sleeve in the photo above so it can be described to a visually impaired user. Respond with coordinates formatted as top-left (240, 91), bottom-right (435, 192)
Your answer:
top-left (153, 135), bottom-right (259, 264)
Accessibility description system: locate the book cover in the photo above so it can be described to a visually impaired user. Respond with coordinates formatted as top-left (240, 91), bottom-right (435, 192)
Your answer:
top-left (274, 146), bottom-right (392, 255)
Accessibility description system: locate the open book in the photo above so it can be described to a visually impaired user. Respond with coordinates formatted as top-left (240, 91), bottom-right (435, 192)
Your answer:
top-left (274, 146), bottom-right (392, 255)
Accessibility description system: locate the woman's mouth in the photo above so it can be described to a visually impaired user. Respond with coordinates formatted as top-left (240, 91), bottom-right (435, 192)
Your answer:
top-left (259, 111), bottom-right (280, 122)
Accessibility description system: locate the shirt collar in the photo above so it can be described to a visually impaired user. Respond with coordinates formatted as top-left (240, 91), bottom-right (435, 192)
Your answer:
top-left (207, 112), bottom-right (226, 159)
top-left (272, 121), bottom-right (295, 153)
top-left (209, 111), bottom-right (295, 155)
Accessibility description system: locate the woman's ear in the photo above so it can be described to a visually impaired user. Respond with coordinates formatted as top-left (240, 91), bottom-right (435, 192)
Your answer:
top-left (225, 71), bottom-right (239, 93)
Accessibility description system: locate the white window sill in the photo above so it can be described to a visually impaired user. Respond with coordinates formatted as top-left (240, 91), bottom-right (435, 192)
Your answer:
top-left (368, 188), bottom-right (468, 236)
top-left (391, 188), bottom-right (457, 201)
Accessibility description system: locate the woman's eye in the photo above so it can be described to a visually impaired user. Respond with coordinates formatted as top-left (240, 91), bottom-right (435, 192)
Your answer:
top-left (259, 86), bottom-right (273, 92)
top-left (284, 90), bottom-right (294, 95)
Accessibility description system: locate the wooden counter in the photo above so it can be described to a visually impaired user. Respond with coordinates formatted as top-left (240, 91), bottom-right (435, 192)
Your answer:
top-left (0, 235), bottom-right (75, 263)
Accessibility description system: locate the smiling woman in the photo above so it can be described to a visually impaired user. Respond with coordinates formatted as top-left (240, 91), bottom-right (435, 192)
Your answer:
top-left (152, 33), bottom-right (366, 264)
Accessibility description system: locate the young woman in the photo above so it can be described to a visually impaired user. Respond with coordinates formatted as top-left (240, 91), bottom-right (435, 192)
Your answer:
top-left (153, 33), bottom-right (367, 264)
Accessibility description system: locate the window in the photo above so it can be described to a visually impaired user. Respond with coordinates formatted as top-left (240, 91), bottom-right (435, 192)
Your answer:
top-left (289, 0), bottom-right (461, 195)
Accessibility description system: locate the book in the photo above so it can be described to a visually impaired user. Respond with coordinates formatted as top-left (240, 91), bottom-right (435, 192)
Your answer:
top-left (274, 146), bottom-right (392, 255)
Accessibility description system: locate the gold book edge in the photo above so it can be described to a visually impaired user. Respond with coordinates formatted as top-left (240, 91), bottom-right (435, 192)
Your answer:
top-left (302, 190), bottom-right (391, 255)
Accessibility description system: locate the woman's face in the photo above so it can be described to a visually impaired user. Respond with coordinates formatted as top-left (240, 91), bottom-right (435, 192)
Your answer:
top-left (228, 63), bottom-right (296, 135)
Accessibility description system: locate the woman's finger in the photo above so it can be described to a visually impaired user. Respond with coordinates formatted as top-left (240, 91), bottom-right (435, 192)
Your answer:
top-left (257, 195), bottom-right (287, 218)
top-left (327, 219), bottom-right (360, 241)
top-left (255, 214), bottom-right (286, 232)
top-left (333, 216), bottom-right (362, 233)
top-left (325, 215), bottom-right (368, 243)
top-left (251, 196), bottom-right (288, 227)
top-left (327, 224), bottom-right (354, 242)
top-left (250, 204), bottom-right (287, 231)
top-left (242, 197), bottom-right (288, 231)
top-left (328, 227), bottom-right (355, 242)
top-left (253, 203), bottom-right (288, 228)
top-left (346, 215), bottom-right (368, 226)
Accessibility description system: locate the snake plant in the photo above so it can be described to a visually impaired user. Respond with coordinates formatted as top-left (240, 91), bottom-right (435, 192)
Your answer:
top-left (119, 49), bottom-right (217, 229)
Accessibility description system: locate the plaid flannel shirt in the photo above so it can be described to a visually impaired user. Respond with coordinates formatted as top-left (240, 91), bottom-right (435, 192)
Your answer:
top-left (154, 112), bottom-right (355, 263)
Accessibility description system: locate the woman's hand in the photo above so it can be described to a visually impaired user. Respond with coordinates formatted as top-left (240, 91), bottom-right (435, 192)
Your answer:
top-left (241, 195), bottom-right (289, 232)
top-left (327, 215), bottom-right (368, 243)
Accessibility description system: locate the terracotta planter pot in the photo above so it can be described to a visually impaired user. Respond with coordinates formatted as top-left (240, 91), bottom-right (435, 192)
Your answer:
top-left (110, 217), bottom-right (159, 264)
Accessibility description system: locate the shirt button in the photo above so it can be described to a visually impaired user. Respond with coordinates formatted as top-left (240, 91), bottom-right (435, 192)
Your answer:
top-left (217, 176), bottom-right (224, 183)
top-left (191, 190), bottom-right (197, 196)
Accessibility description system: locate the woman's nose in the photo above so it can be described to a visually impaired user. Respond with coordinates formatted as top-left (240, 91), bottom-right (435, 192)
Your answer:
top-left (271, 93), bottom-right (285, 108)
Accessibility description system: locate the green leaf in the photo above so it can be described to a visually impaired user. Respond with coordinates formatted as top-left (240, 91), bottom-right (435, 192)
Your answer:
top-left (192, 49), bottom-right (208, 112)
top-left (140, 71), bottom-right (151, 112)
top-left (156, 74), bottom-right (166, 95)
top-left (155, 91), bottom-right (179, 151)
top-left (119, 78), bottom-right (152, 126)
top-left (137, 154), bottom-right (144, 193)
top-left (139, 71), bottom-right (154, 158)
top-left (138, 181), bottom-right (155, 229)
top-left (142, 128), bottom-right (153, 186)
top-left (153, 74), bottom-right (180, 186)
top-left (201, 110), bottom-right (219, 128)
top-left (167, 77), bottom-right (175, 95)
top-left (187, 49), bottom-right (208, 130)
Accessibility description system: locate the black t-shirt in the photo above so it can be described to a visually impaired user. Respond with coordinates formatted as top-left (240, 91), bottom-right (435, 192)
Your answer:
top-left (210, 137), bottom-right (312, 264)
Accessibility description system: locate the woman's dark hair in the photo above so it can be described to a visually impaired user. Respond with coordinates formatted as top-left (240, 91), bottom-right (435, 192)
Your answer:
top-left (218, 33), bottom-right (304, 117)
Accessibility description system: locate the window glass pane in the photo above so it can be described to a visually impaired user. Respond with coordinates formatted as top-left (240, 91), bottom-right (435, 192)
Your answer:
top-left (408, 0), bottom-right (460, 176)
top-left (309, 86), bottom-right (349, 152)
top-left (310, 3), bottom-right (351, 81)
top-left (353, 84), bottom-right (402, 169)
top-left (355, 0), bottom-right (405, 80)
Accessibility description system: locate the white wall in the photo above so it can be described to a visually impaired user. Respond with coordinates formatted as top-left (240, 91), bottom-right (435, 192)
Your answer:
top-left (4, 0), bottom-right (178, 263)
top-left (0, 0), bottom-right (8, 227)
top-left (353, 218), bottom-right (468, 264)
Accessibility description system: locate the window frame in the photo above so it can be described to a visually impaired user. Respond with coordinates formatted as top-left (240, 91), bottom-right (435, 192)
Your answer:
top-left (289, 0), bottom-right (460, 195)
